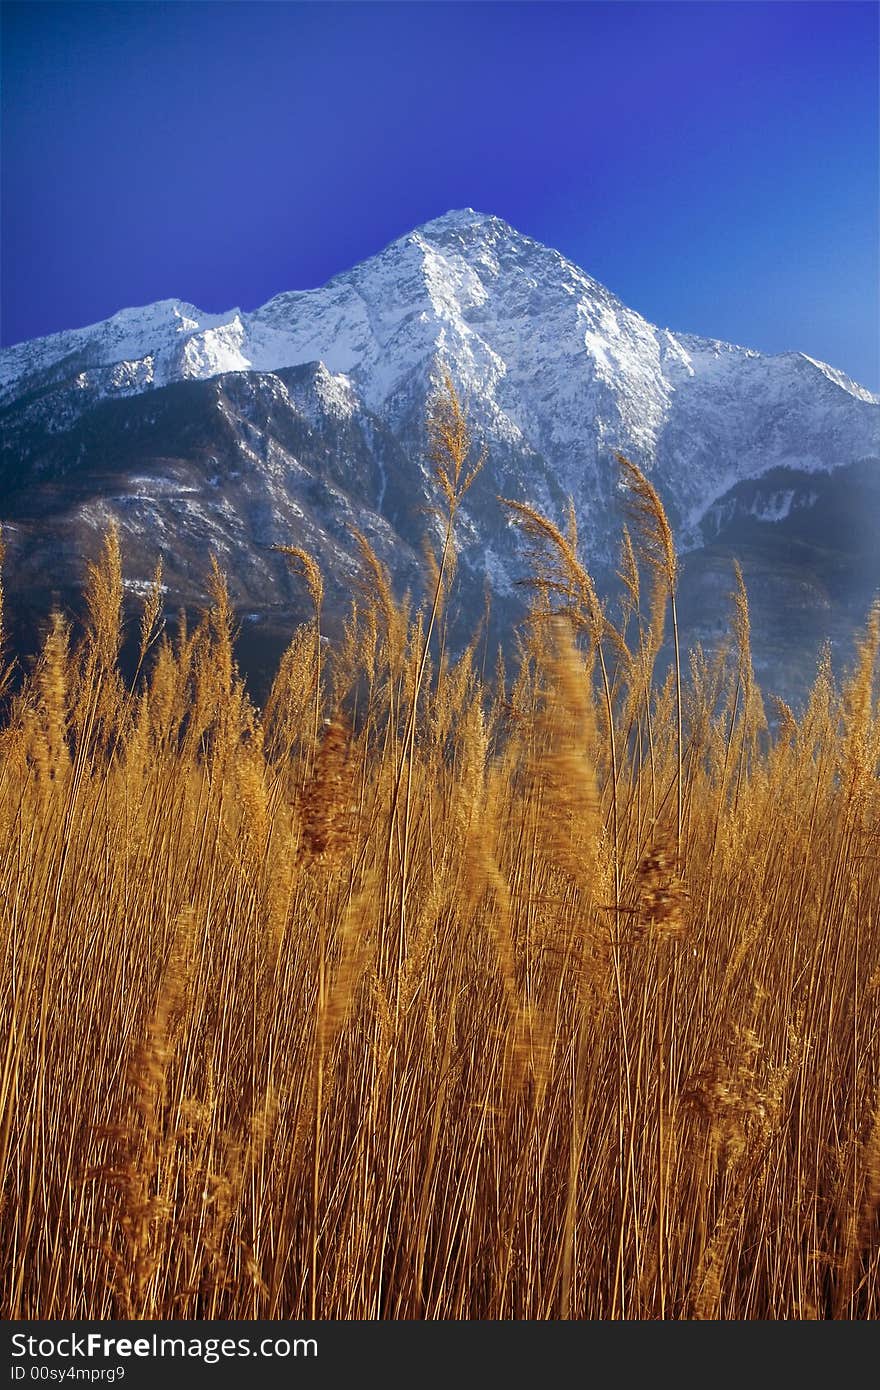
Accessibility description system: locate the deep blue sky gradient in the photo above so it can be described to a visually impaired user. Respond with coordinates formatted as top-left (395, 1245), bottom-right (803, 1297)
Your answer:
top-left (2, 1), bottom-right (878, 388)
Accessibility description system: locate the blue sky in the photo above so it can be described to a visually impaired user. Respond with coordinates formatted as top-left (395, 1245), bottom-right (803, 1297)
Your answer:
top-left (2, 1), bottom-right (878, 388)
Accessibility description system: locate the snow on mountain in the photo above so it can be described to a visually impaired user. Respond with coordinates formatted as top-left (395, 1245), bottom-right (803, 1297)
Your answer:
top-left (0, 209), bottom-right (877, 701)
top-left (2, 209), bottom-right (876, 559)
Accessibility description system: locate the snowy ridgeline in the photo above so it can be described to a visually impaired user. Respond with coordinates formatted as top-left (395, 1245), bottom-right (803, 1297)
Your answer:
top-left (1, 208), bottom-right (877, 569)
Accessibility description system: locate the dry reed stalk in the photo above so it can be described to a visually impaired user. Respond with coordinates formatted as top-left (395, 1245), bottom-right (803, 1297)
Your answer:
top-left (616, 454), bottom-right (682, 868)
top-left (274, 545), bottom-right (325, 770)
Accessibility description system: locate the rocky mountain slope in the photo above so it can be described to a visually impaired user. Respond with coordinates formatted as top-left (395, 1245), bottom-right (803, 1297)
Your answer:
top-left (1, 209), bottom-right (877, 696)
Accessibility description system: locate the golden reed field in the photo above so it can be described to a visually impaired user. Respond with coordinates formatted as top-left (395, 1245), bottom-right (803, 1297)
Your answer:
top-left (1, 382), bottom-right (878, 1320)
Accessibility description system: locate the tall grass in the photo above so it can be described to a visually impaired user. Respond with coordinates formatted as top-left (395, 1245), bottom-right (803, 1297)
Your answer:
top-left (0, 381), bottom-right (878, 1319)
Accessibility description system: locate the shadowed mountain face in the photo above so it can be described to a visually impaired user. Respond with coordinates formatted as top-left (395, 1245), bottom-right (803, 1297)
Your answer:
top-left (1, 209), bottom-right (877, 699)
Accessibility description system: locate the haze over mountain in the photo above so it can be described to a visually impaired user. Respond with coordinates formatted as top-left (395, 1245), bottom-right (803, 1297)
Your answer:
top-left (1, 209), bottom-right (877, 696)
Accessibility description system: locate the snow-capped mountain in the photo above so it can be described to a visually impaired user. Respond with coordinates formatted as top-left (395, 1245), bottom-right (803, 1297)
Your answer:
top-left (1, 209), bottom-right (877, 694)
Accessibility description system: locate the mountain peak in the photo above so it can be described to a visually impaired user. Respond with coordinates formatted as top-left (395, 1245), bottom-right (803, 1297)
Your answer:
top-left (419, 207), bottom-right (497, 229)
top-left (2, 214), bottom-right (876, 519)
top-left (1, 214), bottom-right (876, 707)
top-left (415, 208), bottom-right (522, 243)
